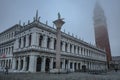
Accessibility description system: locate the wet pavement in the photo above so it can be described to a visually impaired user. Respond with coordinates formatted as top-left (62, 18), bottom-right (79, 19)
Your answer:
top-left (0, 70), bottom-right (120, 80)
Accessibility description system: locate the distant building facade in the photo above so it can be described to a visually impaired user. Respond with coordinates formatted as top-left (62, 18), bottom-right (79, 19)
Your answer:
top-left (93, 2), bottom-right (112, 68)
top-left (0, 8), bottom-right (107, 72)
top-left (110, 56), bottom-right (120, 70)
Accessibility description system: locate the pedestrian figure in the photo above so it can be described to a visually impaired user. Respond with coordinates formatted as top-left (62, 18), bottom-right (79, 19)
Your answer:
top-left (5, 66), bottom-right (8, 74)
top-left (115, 68), bottom-right (118, 72)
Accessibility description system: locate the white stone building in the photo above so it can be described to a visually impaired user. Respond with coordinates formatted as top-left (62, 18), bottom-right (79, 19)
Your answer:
top-left (0, 11), bottom-right (107, 73)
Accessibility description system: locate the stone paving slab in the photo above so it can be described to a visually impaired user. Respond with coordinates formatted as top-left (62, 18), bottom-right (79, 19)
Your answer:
top-left (0, 71), bottom-right (120, 80)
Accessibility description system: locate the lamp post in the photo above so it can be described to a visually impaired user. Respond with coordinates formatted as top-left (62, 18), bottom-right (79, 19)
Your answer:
top-left (53, 13), bottom-right (65, 73)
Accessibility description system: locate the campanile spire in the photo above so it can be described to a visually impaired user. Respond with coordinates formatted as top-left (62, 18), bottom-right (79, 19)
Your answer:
top-left (93, 1), bottom-right (112, 69)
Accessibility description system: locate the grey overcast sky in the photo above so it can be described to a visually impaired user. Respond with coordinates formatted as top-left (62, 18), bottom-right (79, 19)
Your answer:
top-left (0, 0), bottom-right (120, 56)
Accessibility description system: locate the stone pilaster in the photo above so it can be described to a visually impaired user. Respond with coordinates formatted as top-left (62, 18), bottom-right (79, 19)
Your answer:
top-left (42, 35), bottom-right (48, 48)
top-left (68, 60), bottom-right (70, 70)
top-left (41, 57), bottom-right (46, 72)
top-left (76, 62), bottom-right (78, 70)
top-left (62, 42), bottom-right (65, 52)
top-left (26, 34), bottom-right (29, 47)
top-left (36, 33), bottom-right (39, 46)
top-left (62, 59), bottom-right (65, 69)
top-left (21, 37), bottom-right (24, 48)
top-left (22, 56), bottom-right (27, 71)
top-left (49, 38), bottom-right (54, 49)
top-left (18, 57), bottom-right (21, 70)
top-left (14, 38), bottom-right (19, 49)
top-left (28, 55), bottom-right (37, 72)
top-left (31, 32), bottom-right (37, 46)
top-left (72, 62), bottom-right (75, 72)
top-left (67, 43), bottom-right (70, 53)
top-left (12, 57), bottom-right (16, 70)
top-left (75, 46), bottom-right (78, 54)
top-left (72, 45), bottom-right (74, 54)
top-left (50, 58), bottom-right (53, 70)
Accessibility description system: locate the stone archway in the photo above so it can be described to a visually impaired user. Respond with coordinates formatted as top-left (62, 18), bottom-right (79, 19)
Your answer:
top-left (45, 58), bottom-right (50, 72)
top-left (36, 57), bottom-right (42, 72)
top-left (74, 63), bottom-right (77, 71)
top-left (82, 65), bottom-right (86, 72)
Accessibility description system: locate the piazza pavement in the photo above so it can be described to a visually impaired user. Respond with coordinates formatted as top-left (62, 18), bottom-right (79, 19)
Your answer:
top-left (0, 70), bottom-right (120, 80)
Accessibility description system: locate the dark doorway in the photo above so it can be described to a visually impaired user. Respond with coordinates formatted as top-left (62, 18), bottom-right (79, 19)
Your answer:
top-left (20, 60), bottom-right (23, 70)
top-left (36, 57), bottom-right (42, 72)
top-left (16, 60), bottom-right (18, 70)
top-left (74, 63), bottom-right (76, 71)
top-left (26, 56), bottom-right (29, 71)
top-left (78, 63), bottom-right (81, 70)
top-left (65, 60), bottom-right (68, 69)
top-left (45, 58), bottom-right (50, 72)
top-left (82, 65), bottom-right (86, 72)
top-left (53, 62), bottom-right (56, 68)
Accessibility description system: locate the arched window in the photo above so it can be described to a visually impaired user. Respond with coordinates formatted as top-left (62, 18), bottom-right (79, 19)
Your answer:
top-left (23, 36), bottom-right (26, 47)
top-left (29, 34), bottom-right (32, 46)
top-left (47, 37), bottom-right (50, 48)
top-left (12, 46), bottom-right (13, 53)
top-left (65, 43), bottom-right (68, 52)
top-left (39, 35), bottom-right (43, 47)
top-left (74, 46), bottom-right (76, 53)
top-left (19, 38), bottom-right (21, 48)
top-left (81, 47), bottom-right (83, 55)
top-left (54, 39), bottom-right (56, 50)
top-left (78, 47), bottom-right (79, 54)
top-left (70, 44), bottom-right (72, 53)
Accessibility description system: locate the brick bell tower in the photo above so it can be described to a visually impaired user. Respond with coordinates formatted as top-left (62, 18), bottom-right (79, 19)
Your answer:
top-left (93, 2), bottom-right (112, 69)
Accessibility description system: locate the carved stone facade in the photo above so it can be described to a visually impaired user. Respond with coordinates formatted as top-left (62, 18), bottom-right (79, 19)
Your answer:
top-left (0, 12), bottom-right (107, 73)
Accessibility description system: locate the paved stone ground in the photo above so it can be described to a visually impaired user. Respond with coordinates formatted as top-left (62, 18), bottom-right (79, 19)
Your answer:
top-left (0, 70), bottom-right (120, 80)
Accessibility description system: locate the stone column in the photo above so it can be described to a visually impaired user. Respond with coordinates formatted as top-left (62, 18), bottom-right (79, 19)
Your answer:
top-left (91, 62), bottom-right (93, 70)
top-left (67, 43), bottom-right (70, 53)
top-left (21, 37), bottom-right (24, 48)
top-left (62, 59), bottom-right (65, 69)
top-left (28, 55), bottom-right (37, 72)
top-left (49, 38), bottom-right (54, 49)
top-left (18, 57), bottom-right (21, 71)
top-left (14, 38), bottom-right (19, 49)
top-left (12, 57), bottom-right (16, 70)
top-left (26, 34), bottom-right (29, 47)
top-left (41, 57), bottom-right (46, 72)
top-left (10, 47), bottom-right (12, 55)
top-left (75, 46), bottom-right (78, 54)
top-left (50, 58), bottom-right (54, 70)
top-left (62, 42), bottom-right (65, 52)
top-left (42, 35), bottom-right (48, 48)
top-left (78, 47), bottom-right (81, 55)
top-left (72, 45), bottom-right (74, 54)
top-left (36, 33), bottom-right (39, 46)
top-left (76, 62), bottom-right (78, 70)
top-left (4, 47), bottom-right (6, 55)
top-left (89, 62), bottom-right (91, 70)
top-left (22, 56), bottom-right (27, 71)
top-left (31, 32), bottom-right (37, 46)
top-left (72, 62), bottom-right (75, 72)
top-left (68, 60), bottom-right (70, 70)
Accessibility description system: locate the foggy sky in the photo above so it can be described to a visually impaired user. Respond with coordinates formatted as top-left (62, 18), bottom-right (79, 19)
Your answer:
top-left (0, 0), bottom-right (120, 56)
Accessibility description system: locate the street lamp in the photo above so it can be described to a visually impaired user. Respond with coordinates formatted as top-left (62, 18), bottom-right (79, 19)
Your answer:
top-left (53, 13), bottom-right (65, 73)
